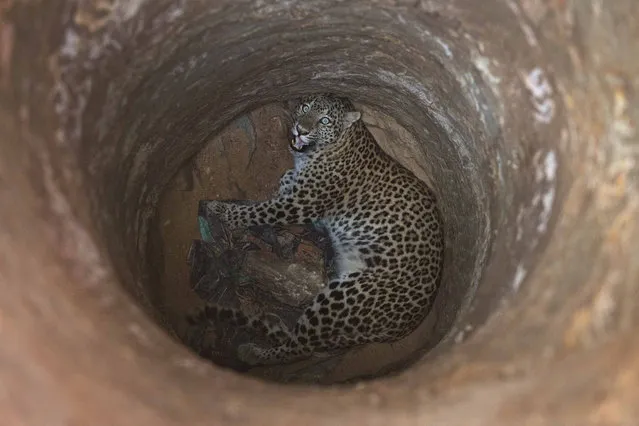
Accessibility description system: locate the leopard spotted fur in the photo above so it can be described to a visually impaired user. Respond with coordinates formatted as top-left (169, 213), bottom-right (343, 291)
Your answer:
top-left (192, 93), bottom-right (444, 366)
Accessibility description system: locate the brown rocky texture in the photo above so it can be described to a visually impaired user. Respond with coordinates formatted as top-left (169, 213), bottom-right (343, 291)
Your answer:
top-left (0, 0), bottom-right (638, 424)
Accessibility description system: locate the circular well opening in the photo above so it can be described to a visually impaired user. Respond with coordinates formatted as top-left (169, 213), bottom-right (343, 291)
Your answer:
top-left (22, 0), bottom-right (579, 420)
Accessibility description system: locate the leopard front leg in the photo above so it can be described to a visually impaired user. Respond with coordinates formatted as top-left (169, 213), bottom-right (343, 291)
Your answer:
top-left (199, 193), bottom-right (331, 231)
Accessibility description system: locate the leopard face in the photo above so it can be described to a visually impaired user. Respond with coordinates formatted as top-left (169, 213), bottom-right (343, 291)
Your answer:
top-left (289, 94), bottom-right (361, 153)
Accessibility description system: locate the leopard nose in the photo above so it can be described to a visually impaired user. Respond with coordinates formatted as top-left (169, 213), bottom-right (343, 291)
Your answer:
top-left (296, 124), bottom-right (309, 135)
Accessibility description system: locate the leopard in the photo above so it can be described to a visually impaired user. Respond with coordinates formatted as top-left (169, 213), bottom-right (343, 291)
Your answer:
top-left (190, 93), bottom-right (444, 366)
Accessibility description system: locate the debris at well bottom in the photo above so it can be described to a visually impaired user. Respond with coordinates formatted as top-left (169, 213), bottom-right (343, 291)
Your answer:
top-left (184, 201), bottom-right (333, 369)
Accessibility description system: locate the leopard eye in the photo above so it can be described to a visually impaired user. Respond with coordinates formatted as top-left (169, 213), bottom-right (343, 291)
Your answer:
top-left (319, 117), bottom-right (331, 125)
top-left (301, 104), bottom-right (310, 113)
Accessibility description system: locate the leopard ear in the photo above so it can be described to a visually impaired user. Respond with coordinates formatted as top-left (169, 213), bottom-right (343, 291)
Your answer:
top-left (343, 111), bottom-right (361, 128)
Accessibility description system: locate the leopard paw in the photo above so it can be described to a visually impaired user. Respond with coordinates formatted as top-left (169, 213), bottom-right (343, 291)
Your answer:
top-left (199, 199), bottom-right (228, 216)
top-left (198, 200), bottom-right (234, 228)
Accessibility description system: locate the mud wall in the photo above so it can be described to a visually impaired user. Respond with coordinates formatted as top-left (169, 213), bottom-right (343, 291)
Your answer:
top-left (0, 0), bottom-right (638, 424)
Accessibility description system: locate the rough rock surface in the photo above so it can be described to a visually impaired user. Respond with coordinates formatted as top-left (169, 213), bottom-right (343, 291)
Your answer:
top-left (0, 0), bottom-right (638, 425)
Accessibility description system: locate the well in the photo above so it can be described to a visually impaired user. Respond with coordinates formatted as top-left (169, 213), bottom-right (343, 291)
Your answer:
top-left (1, 0), bottom-right (638, 424)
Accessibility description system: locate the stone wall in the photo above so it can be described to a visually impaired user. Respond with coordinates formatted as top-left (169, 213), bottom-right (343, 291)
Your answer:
top-left (0, 0), bottom-right (637, 424)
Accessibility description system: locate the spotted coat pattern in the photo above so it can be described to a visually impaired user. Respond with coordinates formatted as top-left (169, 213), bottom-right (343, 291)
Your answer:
top-left (195, 94), bottom-right (444, 365)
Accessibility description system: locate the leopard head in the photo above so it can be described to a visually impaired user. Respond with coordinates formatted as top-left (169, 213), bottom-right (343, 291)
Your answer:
top-left (288, 93), bottom-right (361, 153)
